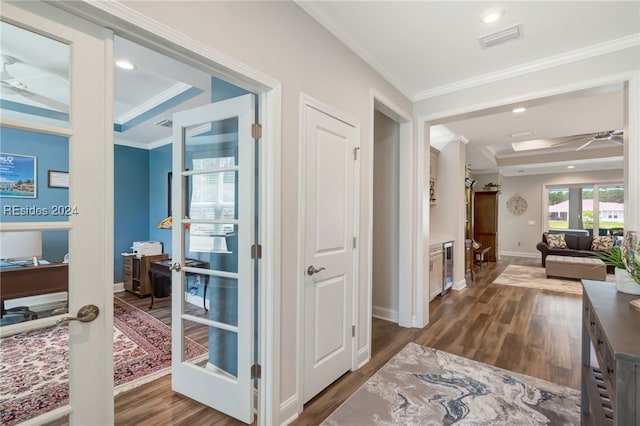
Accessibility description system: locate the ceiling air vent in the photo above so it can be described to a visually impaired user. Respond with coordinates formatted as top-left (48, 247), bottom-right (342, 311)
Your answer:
top-left (478, 24), bottom-right (522, 48)
top-left (154, 118), bottom-right (173, 128)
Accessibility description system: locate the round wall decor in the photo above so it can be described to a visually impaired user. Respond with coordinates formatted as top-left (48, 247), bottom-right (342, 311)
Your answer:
top-left (507, 194), bottom-right (528, 215)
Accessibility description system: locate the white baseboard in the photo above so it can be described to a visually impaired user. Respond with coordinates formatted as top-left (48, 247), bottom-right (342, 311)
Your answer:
top-left (279, 395), bottom-right (298, 425)
top-left (357, 346), bottom-right (370, 369)
top-left (185, 292), bottom-right (209, 310)
top-left (501, 250), bottom-right (540, 259)
top-left (114, 282), bottom-right (125, 293)
top-left (371, 305), bottom-right (398, 323)
top-left (452, 279), bottom-right (467, 291)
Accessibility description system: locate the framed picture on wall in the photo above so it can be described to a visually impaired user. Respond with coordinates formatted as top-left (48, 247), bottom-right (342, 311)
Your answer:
top-left (0, 152), bottom-right (37, 198)
top-left (48, 170), bottom-right (69, 188)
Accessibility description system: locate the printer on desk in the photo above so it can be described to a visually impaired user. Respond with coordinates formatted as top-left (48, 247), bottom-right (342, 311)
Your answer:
top-left (132, 241), bottom-right (163, 256)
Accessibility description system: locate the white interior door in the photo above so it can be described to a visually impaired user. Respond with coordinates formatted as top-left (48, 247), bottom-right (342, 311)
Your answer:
top-left (0, 2), bottom-right (113, 425)
top-left (303, 104), bottom-right (357, 403)
top-left (171, 94), bottom-right (256, 423)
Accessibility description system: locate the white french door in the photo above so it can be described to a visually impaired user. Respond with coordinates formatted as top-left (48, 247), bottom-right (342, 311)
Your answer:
top-left (171, 94), bottom-right (256, 423)
top-left (0, 2), bottom-right (113, 425)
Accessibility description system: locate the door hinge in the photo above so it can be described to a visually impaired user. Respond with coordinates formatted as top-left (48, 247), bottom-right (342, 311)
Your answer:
top-left (353, 237), bottom-right (357, 248)
top-left (352, 325), bottom-right (356, 337)
top-left (251, 244), bottom-right (262, 259)
top-left (251, 363), bottom-right (262, 379)
top-left (252, 123), bottom-right (262, 139)
top-left (353, 146), bottom-right (360, 160)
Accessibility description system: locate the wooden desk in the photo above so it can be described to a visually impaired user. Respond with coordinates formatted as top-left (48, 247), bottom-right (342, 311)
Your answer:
top-left (0, 263), bottom-right (68, 302)
top-left (148, 259), bottom-right (210, 310)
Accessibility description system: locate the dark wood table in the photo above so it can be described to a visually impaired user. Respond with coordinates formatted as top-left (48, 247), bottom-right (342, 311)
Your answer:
top-left (148, 258), bottom-right (210, 310)
top-left (1, 263), bottom-right (68, 301)
top-left (1, 263), bottom-right (68, 318)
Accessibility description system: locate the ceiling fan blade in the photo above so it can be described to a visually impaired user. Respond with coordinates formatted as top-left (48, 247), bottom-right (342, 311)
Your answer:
top-left (511, 133), bottom-right (591, 151)
top-left (546, 134), bottom-right (591, 147)
top-left (609, 135), bottom-right (624, 145)
top-left (1, 82), bottom-right (68, 113)
top-left (576, 138), bottom-right (595, 151)
top-left (21, 90), bottom-right (69, 113)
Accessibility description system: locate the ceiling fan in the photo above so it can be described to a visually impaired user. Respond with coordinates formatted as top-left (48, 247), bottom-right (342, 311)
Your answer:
top-left (511, 129), bottom-right (624, 152)
top-left (1, 54), bottom-right (69, 113)
top-left (565, 130), bottom-right (623, 151)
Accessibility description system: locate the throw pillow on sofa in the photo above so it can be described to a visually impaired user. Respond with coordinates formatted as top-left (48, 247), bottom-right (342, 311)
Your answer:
top-left (547, 233), bottom-right (567, 249)
top-left (591, 235), bottom-right (614, 251)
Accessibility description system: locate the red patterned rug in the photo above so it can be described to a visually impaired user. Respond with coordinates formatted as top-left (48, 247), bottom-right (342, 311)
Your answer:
top-left (0, 296), bottom-right (207, 425)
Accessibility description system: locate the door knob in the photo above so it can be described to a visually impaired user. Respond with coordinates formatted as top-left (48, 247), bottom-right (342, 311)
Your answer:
top-left (56, 304), bottom-right (100, 325)
top-left (307, 265), bottom-right (326, 276)
top-left (169, 262), bottom-right (182, 272)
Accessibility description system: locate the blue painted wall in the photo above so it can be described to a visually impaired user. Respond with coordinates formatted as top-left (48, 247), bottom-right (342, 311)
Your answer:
top-left (148, 144), bottom-right (172, 257)
top-left (114, 145), bottom-right (150, 282)
top-left (0, 127), bottom-right (69, 262)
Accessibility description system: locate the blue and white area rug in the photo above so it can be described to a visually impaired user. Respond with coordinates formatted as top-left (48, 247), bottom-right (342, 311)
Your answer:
top-left (322, 342), bottom-right (580, 425)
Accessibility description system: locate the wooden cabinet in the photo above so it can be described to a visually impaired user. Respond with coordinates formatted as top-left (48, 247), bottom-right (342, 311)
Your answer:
top-left (581, 280), bottom-right (640, 425)
top-left (123, 253), bottom-right (168, 297)
top-left (428, 244), bottom-right (443, 301)
top-left (473, 191), bottom-right (498, 262)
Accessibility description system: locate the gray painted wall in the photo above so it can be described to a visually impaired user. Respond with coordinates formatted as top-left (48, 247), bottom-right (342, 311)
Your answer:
top-left (372, 110), bottom-right (399, 320)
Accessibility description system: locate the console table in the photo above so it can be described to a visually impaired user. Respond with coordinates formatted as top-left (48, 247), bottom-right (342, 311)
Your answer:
top-left (581, 280), bottom-right (640, 425)
top-left (148, 258), bottom-right (210, 310)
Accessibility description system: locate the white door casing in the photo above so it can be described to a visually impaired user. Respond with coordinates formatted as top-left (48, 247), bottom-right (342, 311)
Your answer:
top-left (302, 101), bottom-right (358, 403)
top-left (0, 2), bottom-right (113, 425)
top-left (171, 94), bottom-right (255, 423)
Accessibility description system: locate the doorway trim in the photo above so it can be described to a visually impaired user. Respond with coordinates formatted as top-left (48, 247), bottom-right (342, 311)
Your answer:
top-left (416, 71), bottom-right (640, 289)
top-left (369, 90), bottom-right (415, 330)
top-left (47, 2), bottom-right (282, 425)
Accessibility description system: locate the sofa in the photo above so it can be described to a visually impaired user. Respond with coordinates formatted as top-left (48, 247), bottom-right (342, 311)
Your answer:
top-left (536, 229), bottom-right (616, 273)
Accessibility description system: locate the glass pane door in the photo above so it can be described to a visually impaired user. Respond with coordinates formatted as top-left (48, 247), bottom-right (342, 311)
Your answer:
top-left (0, 3), bottom-right (113, 425)
top-left (171, 94), bottom-right (255, 423)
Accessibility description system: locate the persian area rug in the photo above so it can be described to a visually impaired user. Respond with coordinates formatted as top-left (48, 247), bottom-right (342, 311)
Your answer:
top-left (0, 296), bottom-right (207, 425)
top-left (323, 342), bottom-right (580, 426)
top-left (492, 264), bottom-right (613, 296)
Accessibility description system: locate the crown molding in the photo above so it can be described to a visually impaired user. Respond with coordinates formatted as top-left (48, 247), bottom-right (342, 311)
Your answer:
top-left (295, 1), bottom-right (638, 104)
top-left (294, 0), bottom-right (414, 100)
top-left (414, 34), bottom-right (640, 101)
top-left (114, 137), bottom-right (150, 150)
top-left (60, 0), bottom-right (280, 92)
top-left (115, 82), bottom-right (193, 124)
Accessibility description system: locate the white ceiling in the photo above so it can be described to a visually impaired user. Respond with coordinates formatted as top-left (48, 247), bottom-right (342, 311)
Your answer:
top-left (298, 1), bottom-right (639, 100)
top-left (2, 2), bottom-right (639, 176)
top-left (299, 1), bottom-right (639, 176)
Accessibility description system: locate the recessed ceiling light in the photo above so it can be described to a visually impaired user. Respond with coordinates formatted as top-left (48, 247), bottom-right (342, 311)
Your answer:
top-left (115, 60), bottom-right (136, 70)
top-left (512, 107), bottom-right (526, 114)
top-left (567, 165), bottom-right (575, 169)
top-left (483, 8), bottom-right (504, 24)
top-left (510, 131), bottom-right (533, 138)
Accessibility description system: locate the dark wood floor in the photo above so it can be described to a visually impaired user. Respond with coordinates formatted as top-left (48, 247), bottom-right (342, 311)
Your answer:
top-left (114, 256), bottom-right (583, 425)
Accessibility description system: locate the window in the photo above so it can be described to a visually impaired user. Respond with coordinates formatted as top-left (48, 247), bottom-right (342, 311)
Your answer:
top-left (189, 156), bottom-right (236, 252)
top-left (546, 183), bottom-right (624, 236)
